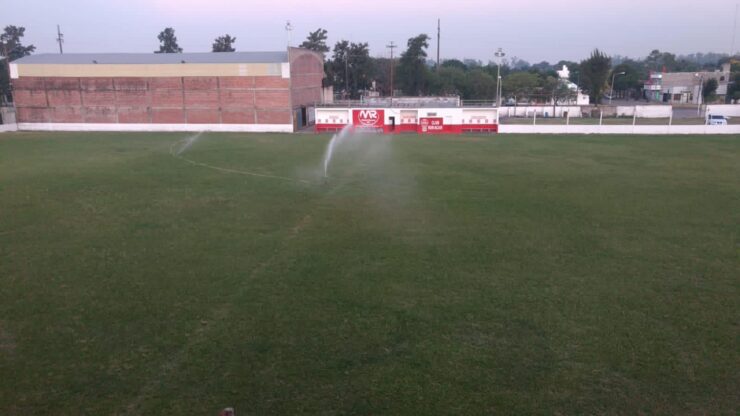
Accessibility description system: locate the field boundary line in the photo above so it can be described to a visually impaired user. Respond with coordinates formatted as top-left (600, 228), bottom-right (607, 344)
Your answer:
top-left (168, 135), bottom-right (313, 185)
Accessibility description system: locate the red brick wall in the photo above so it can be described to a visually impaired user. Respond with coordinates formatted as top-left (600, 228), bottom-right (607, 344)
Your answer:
top-left (289, 49), bottom-right (324, 109)
top-left (13, 75), bottom-right (295, 126)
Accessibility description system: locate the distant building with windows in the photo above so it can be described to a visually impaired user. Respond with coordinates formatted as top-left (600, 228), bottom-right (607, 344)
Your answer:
top-left (643, 63), bottom-right (730, 104)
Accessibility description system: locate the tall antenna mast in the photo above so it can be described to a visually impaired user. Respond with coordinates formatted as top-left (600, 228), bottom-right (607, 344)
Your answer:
top-left (437, 19), bottom-right (441, 71)
top-left (56, 24), bottom-right (64, 54)
top-left (386, 41), bottom-right (397, 97)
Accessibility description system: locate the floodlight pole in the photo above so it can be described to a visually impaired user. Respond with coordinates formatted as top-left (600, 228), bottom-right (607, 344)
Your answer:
top-left (494, 48), bottom-right (505, 107)
top-left (285, 21), bottom-right (293, 48)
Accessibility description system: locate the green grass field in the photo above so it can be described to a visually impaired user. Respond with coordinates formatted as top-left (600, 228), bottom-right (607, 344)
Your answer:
top-left (1, 132), bottom-right (738, 415)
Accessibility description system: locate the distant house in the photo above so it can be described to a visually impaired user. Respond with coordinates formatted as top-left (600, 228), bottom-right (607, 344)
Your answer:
top-left (644, 63), bottom-right (730, 104)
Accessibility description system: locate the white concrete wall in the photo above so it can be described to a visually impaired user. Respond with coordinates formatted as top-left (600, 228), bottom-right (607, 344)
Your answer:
top-left (0, 123), bottom-right (18, 132)
top-left (500, 106), bottom-right (582, 118)
top-left (16, 123), bottom-right (294, 133)
top-left (616, 105), bottom-right (672, 118)
top-left (705, 104), bottom-right (740, 117)
top-left (499, 124), bottom-right (740, 135)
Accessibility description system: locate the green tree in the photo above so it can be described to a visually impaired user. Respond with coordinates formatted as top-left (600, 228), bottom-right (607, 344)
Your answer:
top-left (0, 25), bottom-right (36, 102)
top-left (727, 72), bottom-right (740, 103)
top-left (212, 34), bottom-right (236, 52)
top-left (326, 40), bottom-right (375, 99)
top-left (397, 34), bottom-right (431, 95)
top-left (611, 62), bottom-right (644, 100)
top-left (327, 40), bottom-right (349, 94)
top-left (580, 49), bottom-right (611, 104)
top-left (644, 49), bottom-right (677, 72)
top-left (300, 28), bottom-right (329, 53)
top-left (441, 59), bottom-right (467, 71)
top-left (503, 72), bottom-right (539, 104)
top-left (155, 28), bottom-right (182, 54)
top-left (429, 66), bottom-right (468, 96)
top-left (466, 69), bottom-right (496, 100)
top-left (702, 78), bottom-right (718, 102)
top-left (543, 76), bottom-right (574, 113)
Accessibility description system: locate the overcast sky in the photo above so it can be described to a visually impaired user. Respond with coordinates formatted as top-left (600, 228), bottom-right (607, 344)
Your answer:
top-left (4, 0), bottom-right (739, 63)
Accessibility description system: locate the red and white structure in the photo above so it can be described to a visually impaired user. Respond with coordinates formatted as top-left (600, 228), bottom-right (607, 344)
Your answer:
top-left (315, 107), bottom-right (499, 134)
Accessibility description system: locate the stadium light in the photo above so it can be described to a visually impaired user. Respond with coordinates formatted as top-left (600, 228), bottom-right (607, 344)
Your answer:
top-left (494, 48), bottom-right (506, 107)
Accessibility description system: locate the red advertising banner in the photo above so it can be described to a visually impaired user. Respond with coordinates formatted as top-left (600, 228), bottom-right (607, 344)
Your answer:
top-left (353, 109), bottom-right (385, 128)
top-left (419, 117), bottom-right (444, 133)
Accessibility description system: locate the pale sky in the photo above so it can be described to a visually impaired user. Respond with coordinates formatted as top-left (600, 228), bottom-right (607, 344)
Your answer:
top-left (4, 0), bottom-right (739, 62)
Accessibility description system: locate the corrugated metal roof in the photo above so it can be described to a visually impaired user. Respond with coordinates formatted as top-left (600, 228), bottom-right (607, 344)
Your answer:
top-left (13, 52), bottom-right (289, 65)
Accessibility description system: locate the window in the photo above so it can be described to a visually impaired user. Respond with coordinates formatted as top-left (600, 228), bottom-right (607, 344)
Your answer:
top-left (673, 94), bottom-right (681, 101)
top-left (720, 76), bottom-right (726, 81)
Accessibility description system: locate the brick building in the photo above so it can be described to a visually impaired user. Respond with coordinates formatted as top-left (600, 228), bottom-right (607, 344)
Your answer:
top-left (643, 63), bottom-right (731, 104)
top-left (9, 48), bottom-right (324, 132)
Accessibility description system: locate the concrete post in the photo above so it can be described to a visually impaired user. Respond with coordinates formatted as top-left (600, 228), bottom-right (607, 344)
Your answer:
top-left (632, 106), bottom-right (637, 126)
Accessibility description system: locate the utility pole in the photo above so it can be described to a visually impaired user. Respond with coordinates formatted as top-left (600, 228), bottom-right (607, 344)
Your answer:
top-left (56, 25), bottom-right (64, 54)
top-left (695, 73), bottom-right (704, 117)
top-left (732, 3), bottom-right (739, 55)
top-left (1, 42), bottom-right (10, 104)
top-left (345, 53), bottom-right (349, 99)
top-left (387, 41), bottom-right (397, 97)
top-left (437, 19), bottom-right (441, 71)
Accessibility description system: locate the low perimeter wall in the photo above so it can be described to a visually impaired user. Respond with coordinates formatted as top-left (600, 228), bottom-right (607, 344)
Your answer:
top-left (499, 124), bottom-right (740, 135)
top-left (0, 123), bottom-right (18, 132)
top-left (6, 122), bottom-right (738, 135)
top-left (616, 105), bottom-right (673, 118)
top-left (705, 104), bottom-right (740, 117)
top-left (499, 106), bottom-right (582, 118)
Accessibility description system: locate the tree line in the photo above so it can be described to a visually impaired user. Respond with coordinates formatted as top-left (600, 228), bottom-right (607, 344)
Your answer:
top-left (2, 25), bottom-right (739, 105)
top-left (300, 28), bottom-right (739, 105)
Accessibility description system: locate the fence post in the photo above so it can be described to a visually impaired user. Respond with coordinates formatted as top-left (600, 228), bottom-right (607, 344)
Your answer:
top-left (599, 110), bottom-right (603, 126)
top-left (533, 110), bottom-right (537, 126)
top-left (632, 106), bottom-right (637, 134)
